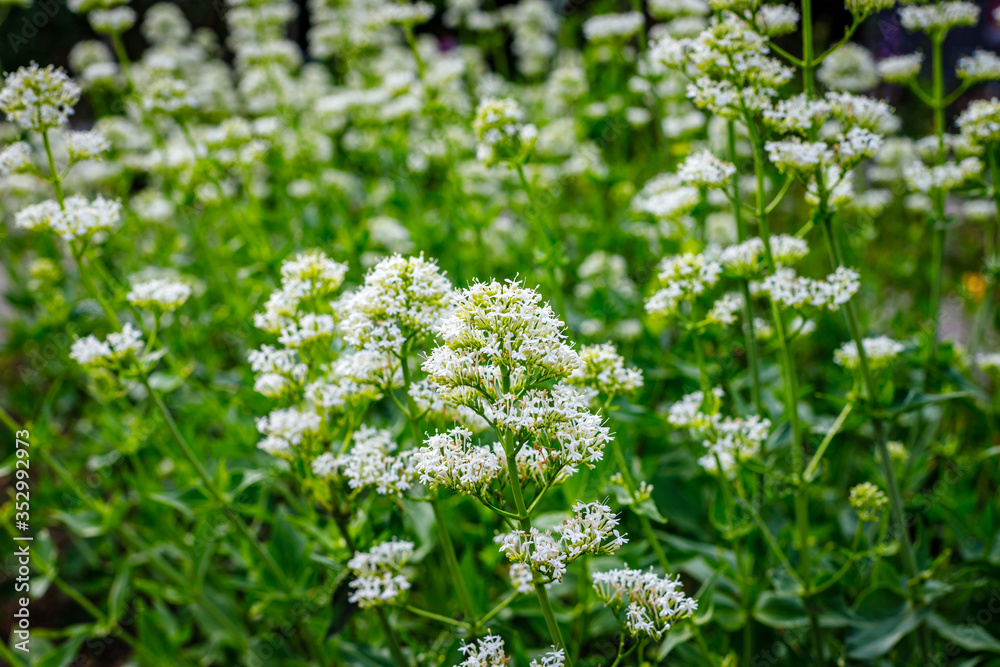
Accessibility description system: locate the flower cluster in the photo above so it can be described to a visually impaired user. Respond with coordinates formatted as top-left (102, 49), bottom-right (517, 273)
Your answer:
top-left (834, 336), bottom-right (904, 372)
top-left (312, 426), bottom-right (416, 496)
top-left (473, 98), bottom-right (538, 166)
top-left (337, 254), bottom-right (454, 355)
top-left (495, 501), bottom-right (626, 582)
top-left (566, 343), bottom-right (644, 399)
top-left (592, 567), bottom-right (698, 640)
top-left (347, 538), bottom-right (415, 609)
top-left (668, 389), bottom-right (770, 475)
top-left (849, 482), bottom-right (888, 523)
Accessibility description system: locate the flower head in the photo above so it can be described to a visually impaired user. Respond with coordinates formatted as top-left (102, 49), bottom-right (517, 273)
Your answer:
top-left (0, 64), bottom-right (81, 131)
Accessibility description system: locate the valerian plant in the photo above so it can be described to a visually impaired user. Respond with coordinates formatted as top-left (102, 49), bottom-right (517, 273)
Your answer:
top-left (2, 0), bottom-right (1000, 665)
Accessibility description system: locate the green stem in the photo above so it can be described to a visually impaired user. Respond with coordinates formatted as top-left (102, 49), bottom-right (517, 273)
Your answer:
top-left (818, 216), bottom-right (929, 661)
top-left (747, 118), bottom-right (821, 663)
top-left (375, 606), bottom-right (411, 667)
top-left (400, 353), bottom-right (478, 625)
top-left (504, 447), bottom-right (572, 665)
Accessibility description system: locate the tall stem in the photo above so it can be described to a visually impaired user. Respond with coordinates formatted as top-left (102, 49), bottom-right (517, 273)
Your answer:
top-left (375, 606), bottom-right (411, 667)
top-left (399, 353), bottom-right (478, 625)
top-left (747, 120), bottom-right (822, 663)
top-left (503, 446), bottom-right (572, 665)
top-left (729, 120), bottom-right (763, 413)
top-left (819, 216), bottom-right (929, 660)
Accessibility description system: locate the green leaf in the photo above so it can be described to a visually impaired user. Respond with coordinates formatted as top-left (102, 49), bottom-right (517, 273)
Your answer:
top-left (927, 612), bottom-right (1000, 653)
top-left (753, 592), bottom-right (809, 629)
top-left (33, 633), bottom-right (86, 667)
top-left (846, 590), bottom-right (926, 660)
top-left (633, 497), bottom-right (666, 524)
top-left (108, 564), bottom-right (131, 625)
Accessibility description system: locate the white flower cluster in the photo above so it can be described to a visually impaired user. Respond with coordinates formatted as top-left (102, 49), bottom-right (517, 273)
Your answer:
top-left (256, 407), bottom-right (322, 458)
top-left (347, 538), bottom-right (414, 609)
top-left (566, 343), bottom-right (643, 399)
top-left (0, 64), bottom-right (81, 131)
top-left (755, 266), bottom-right (860, 312)
top-left (957, 50), bottom-right (1000, 84)
top-left (66, 129), bottom-right (110, 162)
top-left (472, 98), bottom-right (538, 166)
top-left (668, 389), bottom-right (769, 475)
top-left (0, 142), bottom-right (32, 177)
top-left (645, 253), bottom-right (722, 319)
top-left (592, 567), bottom-right (698, 640)
top-left (677, 149), bottom-right (737, 188)
top-left (958, 99), bottom-right (1000, 146)
top-left (878, 52), bottom-right (923, 84)
top-left (903, 156), bottom-right (982, 192)
top-left (127, 278), bottom-right (192, 312)
top-left (415, 427), bottom-right (506, 496)
top-left (248, 345), bottom-right (308, 399)
top-left (312, 426), bottom-right (416, 496)
top-left (15, 195), bottom-right (122, 242)
top-left (582, 12), bottom-right (643, 41)
top-left (254, 250), bottom-right (348, 335)
top-left (834, 336), bottom-right (904, 372)
top-left (304, 352), bottom-right (393, 413)
top-left (457, 633), bottom-right (508, 667)
top-left (424, 279), bottom-right (581, 404)
top-left (487, 385), bottom-right (612, 483)
top-left (69, 323), bottom-right (144, 367)
top-left (496, 500), bottom-right (626, 582)
top-left (337, 254), bottom-right (454, 355)
top-left (719, 235), bottom-right (808, 277)
top-left (899, 2), bottom-right (979, 35)
top-left (409, 378), bottom-right (490, 432)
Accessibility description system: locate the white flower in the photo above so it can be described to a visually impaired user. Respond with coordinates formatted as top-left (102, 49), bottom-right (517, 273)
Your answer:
top-left (825, 92), bottom-right (898, 134)
top-left (347, 538), bottom-right (414, 609)
top-left (677, 150), bottom-right (736, 188)
top-left (763, 95), bottom-right (830, 133)
top-left (593, 567), bottom-right (698, 639)
top-left (817, 43), bottom-right (877, 92)
top-left (899, 2), bottom-right (979, 35)
top-left (15, 195), bottom-right (122, 242)
top-left (70, 322), bottom-right (144, 367)
top-left (473, 98), bottom-right (537, 166)
top-left (957, 98), bottom-right (1000, 145)
top-left (313, 426), bottom-right (416, 496)
top-left (531, 648), bottom-right (566, 667)
top-left (127, 278), bottom-right (192, 312)
top-left (0, 64), bottom-right (81, 131)
top-left (88, 7), bottom-right (136, 34)
top-left (509, 562), bottom-right (534, 594)
top-left (706, 293), bottom-right (741, 326)
top-left (555, 500), bottom-right (628, 559)
top-left (878, 52), bottom-right (923, 84)
top-left (0, 142), bottom-right (32, 176)
top-left (757, 266), bottom-right (859, 311)
top-left (645, 253), bottom-right (722, 319)
top-left (256, 407), bottom-right (322, 457)
top-left (698, 414), bottom-right (770, 475)
top-left (416, 427), bottom-right (506, 495)
top-left (458, 633), bottom-right (508, 667)
top-left (766, 139), bottom-right (831, 174)
top-left (337, 254), bottom-right (453, 355)
top-left (66, 129), bottom-right (110, 162)
top-left (566, 343), bottom-right (643, 398)
top-left (834, 335), bottom-right (903, 371)
top-left (423, 279), bottom-right (581, 403)
top-left (754, 4), bottom-right (798, 36)
top-left (582, 12), bottom-right (644, 41)
top-left (957, 50), bottom-right (1000, 83)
